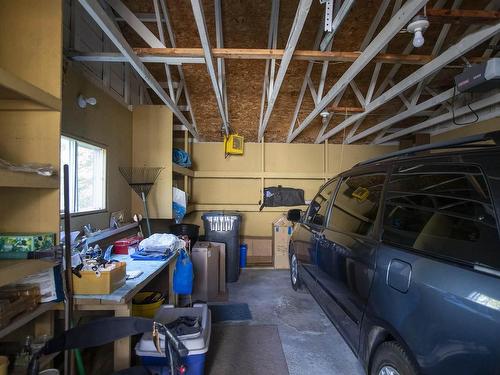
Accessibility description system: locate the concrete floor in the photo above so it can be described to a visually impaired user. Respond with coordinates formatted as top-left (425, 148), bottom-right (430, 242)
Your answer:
top-left (225, 269), bottom-right (365, 375)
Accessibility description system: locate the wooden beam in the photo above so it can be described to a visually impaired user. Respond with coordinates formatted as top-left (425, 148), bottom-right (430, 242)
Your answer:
top-left (328, 106), bottom-right (365, 113)
top-left (426, 7), bottom-right (500, 24)
top-left (133, 47), bottom-right (486, 65)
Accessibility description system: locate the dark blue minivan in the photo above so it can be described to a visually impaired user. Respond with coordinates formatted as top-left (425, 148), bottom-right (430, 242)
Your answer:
top-left (287, 132), bottom-right (500, 375)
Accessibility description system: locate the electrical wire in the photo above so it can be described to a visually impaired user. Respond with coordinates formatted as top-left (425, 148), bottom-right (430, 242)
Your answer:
top-left (451, 85), bottom-right (480, 126)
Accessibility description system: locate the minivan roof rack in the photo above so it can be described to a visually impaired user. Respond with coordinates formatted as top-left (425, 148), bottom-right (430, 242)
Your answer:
top-left (357, 131), bottom-right (500, 166)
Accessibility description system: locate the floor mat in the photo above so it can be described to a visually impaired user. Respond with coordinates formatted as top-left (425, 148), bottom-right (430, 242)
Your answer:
top-left (209, 303), bottom-right (252, 322)
top-left (206, 325), bottom-right (289, 375)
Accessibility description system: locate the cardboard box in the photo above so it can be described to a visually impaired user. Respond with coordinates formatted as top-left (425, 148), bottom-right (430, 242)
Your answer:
top-left (273, 215), bottom-right (293, 269)
top-left (72, 262), bottom-right (126, 295)
top-left (242, 237), bottom-right (272, 257)
top-left (210, 242), bottom-right (226, 294)
top-left (191, 242), bottom-right (227, 301)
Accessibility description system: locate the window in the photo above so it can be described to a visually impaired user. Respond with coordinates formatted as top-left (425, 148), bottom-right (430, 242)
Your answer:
top-left (305, 180), bottom-right (337, 226)
top-left (329, 174), bottom-right (385, 236)
top-left (383, 163), bottom-right (500, 269)
top-left (60, 136), bottom-right (106, 214)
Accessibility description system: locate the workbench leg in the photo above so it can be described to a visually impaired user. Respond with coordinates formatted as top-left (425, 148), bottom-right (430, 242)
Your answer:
top-left (114, 304), bottom-right (131, 372)
top-left (168, 262), bottom-right (178, 306)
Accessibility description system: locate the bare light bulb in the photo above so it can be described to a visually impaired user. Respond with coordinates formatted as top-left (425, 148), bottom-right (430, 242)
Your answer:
top-left (413, 29), bottom-right (425, 48)
top-left (407, 15), bottom-right (429, 49)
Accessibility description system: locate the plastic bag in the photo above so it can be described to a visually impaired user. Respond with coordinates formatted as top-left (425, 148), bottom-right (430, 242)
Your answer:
top-left (173, 249), bottom-right (193, 295)
top-left (0, 157), bottom-right (55, 176)
top-left (173, 187), bottom-right (187, 224)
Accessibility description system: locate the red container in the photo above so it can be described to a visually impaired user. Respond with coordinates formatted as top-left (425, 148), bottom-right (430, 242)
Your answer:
top-left (114, 236), bottom-right (141, 255)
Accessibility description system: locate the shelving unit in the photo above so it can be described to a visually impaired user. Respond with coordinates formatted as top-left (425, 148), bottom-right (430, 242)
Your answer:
top-left (0, 68), bottom-right (62, 111)
top-left (0, 260), bottom-right (57, 288)
top-left (0, 302), bottom-right (56, 339)
top-left (172, 163), bottom-right (194, 177)
top-left (132, 106), bottom-right (173, 218)
top-left (0, 0), bottom-right (62, 341)
top-left (0, 169), bottom-right (59, 189)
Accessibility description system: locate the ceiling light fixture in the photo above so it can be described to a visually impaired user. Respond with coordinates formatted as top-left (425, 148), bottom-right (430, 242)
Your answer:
top-left (77, 94), bottom-right (97, 109)
top-left (407, 15), bottom-right (429, 48)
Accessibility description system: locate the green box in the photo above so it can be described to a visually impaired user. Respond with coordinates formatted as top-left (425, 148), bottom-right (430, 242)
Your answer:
top-left (0, 233), bottom-right (56, 253)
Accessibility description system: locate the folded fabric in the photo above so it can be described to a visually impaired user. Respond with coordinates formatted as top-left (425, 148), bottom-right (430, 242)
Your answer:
top-left (130, 251), bottom-right (169, 261)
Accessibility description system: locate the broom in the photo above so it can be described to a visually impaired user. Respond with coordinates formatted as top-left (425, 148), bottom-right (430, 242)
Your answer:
top-left (119, 167), bottom-right (163, 237)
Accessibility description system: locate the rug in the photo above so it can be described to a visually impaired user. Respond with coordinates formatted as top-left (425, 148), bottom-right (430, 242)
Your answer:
top-left (206, 324), bottom-right (289, 375)
top-left (208, 303), bottom-right (252, 322)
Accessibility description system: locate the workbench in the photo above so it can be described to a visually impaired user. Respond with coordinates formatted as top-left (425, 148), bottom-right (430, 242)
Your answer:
top-left (71, 251), bottom-right (179, 371)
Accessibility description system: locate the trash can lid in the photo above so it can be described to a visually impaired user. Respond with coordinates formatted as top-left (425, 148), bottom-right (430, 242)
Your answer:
top-left (201, 211), bottom-right (241, 218)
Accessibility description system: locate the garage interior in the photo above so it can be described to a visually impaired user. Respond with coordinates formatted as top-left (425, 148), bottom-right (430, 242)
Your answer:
top-left (0, 0), bottom-right (499, 374)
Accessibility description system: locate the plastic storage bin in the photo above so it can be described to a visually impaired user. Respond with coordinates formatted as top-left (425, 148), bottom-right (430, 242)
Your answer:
top-left (135, 304), bottom-right (211, 375)
top-left (202, 212), bottom-right (241, 282)
top-left (132, 292), bottom-right (165, 318)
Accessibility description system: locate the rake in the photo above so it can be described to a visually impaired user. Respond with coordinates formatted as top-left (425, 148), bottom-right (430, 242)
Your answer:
top-left (119, 166), bottom-right (163, 237)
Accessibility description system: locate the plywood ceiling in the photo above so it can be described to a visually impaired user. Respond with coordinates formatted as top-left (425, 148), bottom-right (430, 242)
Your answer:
top-left (118, 0), bottom-right (496, 143)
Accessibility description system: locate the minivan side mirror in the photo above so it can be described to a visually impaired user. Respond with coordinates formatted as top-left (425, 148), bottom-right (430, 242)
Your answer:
top-left (287, 209), bottom-right (302, 222)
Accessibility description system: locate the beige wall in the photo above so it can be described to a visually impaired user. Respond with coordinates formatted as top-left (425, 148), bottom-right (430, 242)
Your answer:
top-left (185, 142), bottom-right (395, 237)
top-left (431, 117), bottom-right (500, 142)
top-left (61, 63), bottom-right (133, 230)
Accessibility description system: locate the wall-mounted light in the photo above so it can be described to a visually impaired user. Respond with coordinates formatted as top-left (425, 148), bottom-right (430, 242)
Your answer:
top-left (77, 94), bottom-right (97, 109)
top-left (407, 15), bottom-right (429, 48)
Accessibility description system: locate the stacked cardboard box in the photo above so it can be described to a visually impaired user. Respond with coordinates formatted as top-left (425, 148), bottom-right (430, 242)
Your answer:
top-left (272, 215), bottom-right (294, 269)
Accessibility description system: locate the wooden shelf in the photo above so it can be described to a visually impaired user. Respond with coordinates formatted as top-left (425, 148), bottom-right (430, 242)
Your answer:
top-left (186, 203), bottom-right (196, 215)
top-left (189, 203), bottom-right (308, 212)
top-left (0, 68), bottom-right (61, 111)
top-left (0, 302), bottom-right (56, 339)
top-left (0, 169), bottom-right (59, 189)
top-left (172, 163), bottom-right (194, 177)
top-left (193, 170), bottom-right (328, 180)
top-left (0, 259), bottom-right (56, 288)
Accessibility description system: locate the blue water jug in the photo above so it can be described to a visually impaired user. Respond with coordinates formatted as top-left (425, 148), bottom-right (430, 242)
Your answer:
top-left (173, 249), bottom-right (193, 295)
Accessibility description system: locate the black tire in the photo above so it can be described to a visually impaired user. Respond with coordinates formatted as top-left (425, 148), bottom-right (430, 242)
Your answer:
top-left (289, 250), bottom-right (301, 291)
top-left (370, 341), bottom-right (418, 375)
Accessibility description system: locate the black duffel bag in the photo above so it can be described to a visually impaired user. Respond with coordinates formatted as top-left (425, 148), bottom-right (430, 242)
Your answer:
top-left (259, 185), bottom-right (305, 211)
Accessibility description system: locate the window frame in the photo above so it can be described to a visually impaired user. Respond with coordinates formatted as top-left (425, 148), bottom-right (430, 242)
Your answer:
top-left (381, 161), bottom-right (500, 270)
top-left (60, 134), bottom-right (108, 216)
top-left (327, 171), bottom-right (388, 240)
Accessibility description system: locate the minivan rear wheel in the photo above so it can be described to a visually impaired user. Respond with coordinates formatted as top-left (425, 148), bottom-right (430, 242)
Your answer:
top-left (371, 341), bottom-right (417, 375)
top-left (290, 252), bottom-right (301, 291)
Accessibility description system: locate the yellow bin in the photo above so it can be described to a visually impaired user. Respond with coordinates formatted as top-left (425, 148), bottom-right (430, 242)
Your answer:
top-left (132, 292), bottom-right (165, 318)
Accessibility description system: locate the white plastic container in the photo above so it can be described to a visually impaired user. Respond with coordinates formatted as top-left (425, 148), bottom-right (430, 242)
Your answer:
top-left (135, 303), bottom-right (211, 375)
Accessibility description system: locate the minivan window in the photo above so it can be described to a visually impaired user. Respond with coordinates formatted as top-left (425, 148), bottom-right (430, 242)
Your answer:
top-left (383, 163), bottom-right (500, 270)
top-left (329, 174), bottom-right (385, 236)
top-left (305, 179), bottom-right (337, 226)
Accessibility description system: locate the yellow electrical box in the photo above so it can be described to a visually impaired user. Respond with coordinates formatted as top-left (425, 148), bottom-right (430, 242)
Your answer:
top-left (352, 187), bottom-right (369, 202)
top-left (224, 134), bottom-right (244, 155)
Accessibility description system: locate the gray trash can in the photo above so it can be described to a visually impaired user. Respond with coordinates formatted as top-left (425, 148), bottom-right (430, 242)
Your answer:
top-left (202, 212), bottom-right (241, 282)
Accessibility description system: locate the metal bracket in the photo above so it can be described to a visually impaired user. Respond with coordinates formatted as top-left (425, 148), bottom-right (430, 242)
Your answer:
top-left (324, 0), bottom-right (334, 31)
